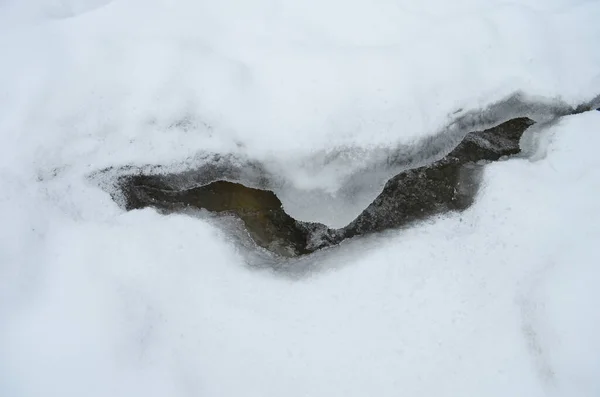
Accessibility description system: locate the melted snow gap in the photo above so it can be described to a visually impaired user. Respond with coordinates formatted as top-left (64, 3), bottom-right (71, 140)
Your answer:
top-left (93, 94), bottom-right (599, 259)
top-left (105, 118), bottom-right (534, 258)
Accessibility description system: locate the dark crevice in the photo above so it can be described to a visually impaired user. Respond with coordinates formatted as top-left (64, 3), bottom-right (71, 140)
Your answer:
top-left (125, 180), bottom-right (317, 257)
top-left (114, 117), bottom-right (535, 257)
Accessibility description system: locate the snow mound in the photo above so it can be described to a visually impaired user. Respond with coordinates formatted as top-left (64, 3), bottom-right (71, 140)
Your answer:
top-left (1, 0), bottom-right (599, 222)
top-left (0, 0), bottom-right (600, 172)
top-left (1, 1), bottom-right (600, 395)
top-left (1, 110), bottom-right (599, 397)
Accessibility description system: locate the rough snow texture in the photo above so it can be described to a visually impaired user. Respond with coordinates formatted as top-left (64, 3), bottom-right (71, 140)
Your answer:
top-left (1, 0), bottom-right (600, 226)
top-left (2, 112), bottom-right (600, 397)
top-left (1, 1), bottom-right (600, 396)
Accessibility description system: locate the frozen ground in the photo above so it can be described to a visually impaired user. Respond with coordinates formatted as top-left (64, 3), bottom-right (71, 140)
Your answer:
top-left (1, 0), bottom-right (600, 396)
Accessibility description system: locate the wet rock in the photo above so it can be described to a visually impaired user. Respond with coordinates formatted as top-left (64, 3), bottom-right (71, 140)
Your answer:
top-left (121, 179), bottom-right (318, 257)
top-left (114, 117), bottom-right (535, 257)
top-left (341, 117), bottom-right (534, 239)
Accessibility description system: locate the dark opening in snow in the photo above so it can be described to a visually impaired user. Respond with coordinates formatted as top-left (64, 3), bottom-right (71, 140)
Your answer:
top-left (113, 117), bottom-right (535, 257)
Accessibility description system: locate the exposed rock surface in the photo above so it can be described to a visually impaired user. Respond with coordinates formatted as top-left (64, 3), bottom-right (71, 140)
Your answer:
top-left (115, 117), bottom-right (534, 257)
top-left (123, 180), bottom-right (314, 257)
top-left (341, 117), bottom-right (534, 240)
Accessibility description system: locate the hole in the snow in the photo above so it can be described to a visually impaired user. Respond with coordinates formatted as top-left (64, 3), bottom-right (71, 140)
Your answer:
top-left (123, 180), bottom-right (323, 257)
top-left (113, 117), bottom-right (536, 257)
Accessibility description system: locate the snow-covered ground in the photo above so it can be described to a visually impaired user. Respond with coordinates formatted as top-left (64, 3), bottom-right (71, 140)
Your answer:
top-left (1, 1), bottom-right (600, 396)
top-left (2, 0), bottom-right (600, 226)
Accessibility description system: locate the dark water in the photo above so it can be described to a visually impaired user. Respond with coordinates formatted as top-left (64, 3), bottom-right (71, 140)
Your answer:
top-left (116, 118), bottom-right (534, 257)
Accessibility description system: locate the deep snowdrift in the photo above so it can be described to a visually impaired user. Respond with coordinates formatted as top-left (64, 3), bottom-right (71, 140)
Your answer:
top-left (1, 1), bottom-right (600, 396)
top-left (1, 0), bottom-right (600, 226)
top-left (1, 110), bottom-right (599, 397)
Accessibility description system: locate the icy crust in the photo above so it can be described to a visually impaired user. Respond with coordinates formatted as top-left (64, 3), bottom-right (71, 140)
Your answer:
top-left (95, 94), bottom-right (599, 227)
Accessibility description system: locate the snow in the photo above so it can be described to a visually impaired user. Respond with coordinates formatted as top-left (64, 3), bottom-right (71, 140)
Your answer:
top-left (1, 1), bottom-right (600, 396)
top-left (1, 0), bottom-right (600, 226)
top-left (2, 112), bottom-right (600, 396)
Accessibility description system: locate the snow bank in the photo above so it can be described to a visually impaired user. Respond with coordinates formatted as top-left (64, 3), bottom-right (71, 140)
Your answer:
top-left (1, 0), bottom-right (600, 226)
top-left (1, 109), bottom-right (600, 396)
top-left (1, 1), bottom-right (600, 395)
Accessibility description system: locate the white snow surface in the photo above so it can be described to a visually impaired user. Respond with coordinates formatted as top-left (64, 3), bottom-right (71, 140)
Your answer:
top-left (2, 109), bottom-right (600, 396)
top-left (1, 1), bottom-right (600, 396)
top-left (1, 0), bottom-right (600, 226)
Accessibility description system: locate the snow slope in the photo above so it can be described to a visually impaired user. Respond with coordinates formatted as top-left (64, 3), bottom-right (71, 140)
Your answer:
top-left (1, 0), bottom-right (600, 226)
top-left (1, 110), bottom-right (600, 397)
top-left (1, 1), bottom-right (600, 396)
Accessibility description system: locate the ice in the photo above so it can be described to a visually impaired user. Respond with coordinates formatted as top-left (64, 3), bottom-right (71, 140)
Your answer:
top-left (1, 1), bottom-right (600, 395)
